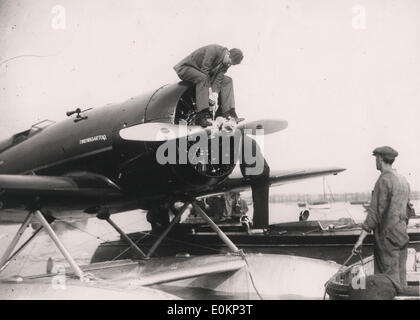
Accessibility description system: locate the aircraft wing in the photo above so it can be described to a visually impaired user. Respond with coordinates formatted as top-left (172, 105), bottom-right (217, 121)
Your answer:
top-left (193, 166), bottom-right (346, 198)
top-left (0, 167), bottom-right (345, 212)
top-left (0, 171), bottom-right (122, 210)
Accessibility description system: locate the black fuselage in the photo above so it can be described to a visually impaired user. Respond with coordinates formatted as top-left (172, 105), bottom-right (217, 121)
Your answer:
top-left (0, 83), bottom-right (233, 214)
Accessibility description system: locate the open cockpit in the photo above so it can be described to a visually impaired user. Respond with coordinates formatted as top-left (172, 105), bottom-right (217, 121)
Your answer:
top-left (0, 120), bottom-right (55, 154)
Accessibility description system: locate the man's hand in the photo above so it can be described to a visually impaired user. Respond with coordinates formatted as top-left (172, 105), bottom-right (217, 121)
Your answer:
top-left (353, 229), bottom-right (369, 255)
top-left (209, 92), bottom-right (218, 107)
top-left (352, 240), bottom-right (363, 255)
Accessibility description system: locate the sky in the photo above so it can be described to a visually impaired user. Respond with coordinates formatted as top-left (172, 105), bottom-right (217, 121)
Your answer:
top-left (0, 0), bottom-right (419, 194)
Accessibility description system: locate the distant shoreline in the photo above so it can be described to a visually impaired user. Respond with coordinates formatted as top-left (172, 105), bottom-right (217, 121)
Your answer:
top-left (243, 191), bottom-right (420, 204)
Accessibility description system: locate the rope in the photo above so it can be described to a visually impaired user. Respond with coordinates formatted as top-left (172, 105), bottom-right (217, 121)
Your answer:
top-left (357, 251), bottom-right (366, 275)
top-left (111, 232), bottom-right (150, 261)
top-left (235, 250), bottom-right (264, 300)
top-left (128, 229), bottom-right (232, 256)
top-left (53, 217), bottom-right (109, 243)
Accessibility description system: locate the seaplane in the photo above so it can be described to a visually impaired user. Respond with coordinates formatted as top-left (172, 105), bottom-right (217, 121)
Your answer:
top-left (0, 82), bottom-right (347, 299)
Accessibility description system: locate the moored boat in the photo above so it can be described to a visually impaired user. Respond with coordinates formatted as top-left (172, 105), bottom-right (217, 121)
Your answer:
top-left (349, 201), bottom-right (369, 205)
top-left (307, 201), bottom-right (331, 210)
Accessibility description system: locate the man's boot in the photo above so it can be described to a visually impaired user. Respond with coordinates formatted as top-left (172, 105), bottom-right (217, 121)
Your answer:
top-left (223, 108), bottom-right (243, 123)
top-left (195, 108), bottom-right (212, 127)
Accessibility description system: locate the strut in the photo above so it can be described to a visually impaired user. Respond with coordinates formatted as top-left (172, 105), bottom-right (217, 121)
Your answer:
top-left (146, 200), bottom-right (240, 258)
top-left (0, 210), bottom-right (87, 280)
top-left (146, 202), bottom-right (191, 258)
top-left (96, 210), bottom-right (147, 259)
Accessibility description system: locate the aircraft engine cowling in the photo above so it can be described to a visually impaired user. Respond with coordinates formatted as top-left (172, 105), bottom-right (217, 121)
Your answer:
top-left (167, 134), bottom-right (237, 187)
top-left (116, 82), bottom-right (237, 193)
top-left (146, 82), bottom-right (238, 187)
top-left (116, 136), bottom-right (236, 195)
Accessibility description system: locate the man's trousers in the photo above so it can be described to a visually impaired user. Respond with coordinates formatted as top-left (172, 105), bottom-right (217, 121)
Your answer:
top-left (175, 66), bottom-right (235, 113)
top-left (374, 237), bottom-right (408, 293)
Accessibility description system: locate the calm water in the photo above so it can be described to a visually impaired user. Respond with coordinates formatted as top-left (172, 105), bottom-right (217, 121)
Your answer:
top-left (0, 200), bottom-right (419, 285)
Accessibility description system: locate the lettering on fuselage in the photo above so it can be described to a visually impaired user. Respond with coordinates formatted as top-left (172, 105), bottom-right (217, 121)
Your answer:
top-left (79, 135), bottom-right (107, 145)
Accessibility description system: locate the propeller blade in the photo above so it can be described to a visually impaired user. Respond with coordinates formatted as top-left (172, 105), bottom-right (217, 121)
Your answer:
top-left (237, 119), bottom-right (288, 135)
top-left (119, 122), bottom-right (205, 142)
top-left (119, 119), bottom-right (288, 142)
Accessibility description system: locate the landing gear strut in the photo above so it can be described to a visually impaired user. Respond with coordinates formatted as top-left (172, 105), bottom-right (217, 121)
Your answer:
top-left (145, 200), bottom-right (240, 258)
top-left (191, 201), bottom-right (240, 253)
top-left (0, 210), bottom-right (87, 281)
top-left (97, 210), bottom-right (147, 259)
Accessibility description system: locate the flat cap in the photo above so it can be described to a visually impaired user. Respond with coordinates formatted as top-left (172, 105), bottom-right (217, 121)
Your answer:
top-left (372, 146), bottom-right (398, 160)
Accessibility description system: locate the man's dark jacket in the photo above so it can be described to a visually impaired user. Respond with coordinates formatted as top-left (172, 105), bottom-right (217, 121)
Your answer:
top-left (174, 44), bottom-right (229, 92)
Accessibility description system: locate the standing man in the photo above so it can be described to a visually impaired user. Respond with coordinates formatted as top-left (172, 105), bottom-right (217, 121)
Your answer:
top-left (353, 146), bottom-right (411, 293)
top-left (232, 193), bottom-right (249, 217)
top-left (174, 44), bottom-right (244, 127)
top-left (224, 192), bottom-right (249, 218)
